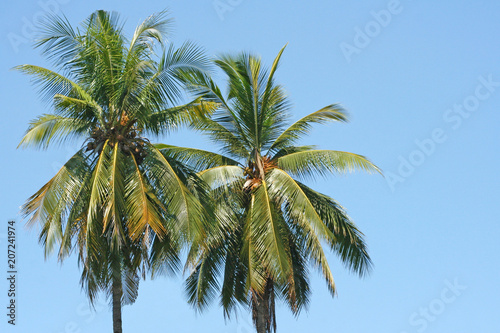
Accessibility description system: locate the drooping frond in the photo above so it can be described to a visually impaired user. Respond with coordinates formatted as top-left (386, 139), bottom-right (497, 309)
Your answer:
top-left (296, 182), bottom-right (372, 277)
top-left (18, 114), bottom-right (89, 149)
top-left (21, 149), bottom-right (90, 257)
top-left (266, 168), bottom-right (334, 242)
top-left (102, 144), bottom-right (127, 249)
top-left (240, 196), bottom-right (267, 295)
top-left (197, 165), bottom-right (244, 190)
top-left (121, 264), bottom-right (140, 305)
top-left (146, 145), bottom-right (207, 242)
top-left (250, 180), bottom-right (291, 284)
top-left (125, 153), bottom-right (166, 241)
top-left (185, 244), bottom-right (224, 311)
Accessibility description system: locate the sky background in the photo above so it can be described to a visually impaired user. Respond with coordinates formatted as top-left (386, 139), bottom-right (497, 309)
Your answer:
top-left (1, 0), bottom-right (499, 332)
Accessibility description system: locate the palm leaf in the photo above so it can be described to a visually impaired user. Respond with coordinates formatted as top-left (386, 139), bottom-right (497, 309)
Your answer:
top-left (251, 180), bottom-right (291, 283)
top-left (270, 105), bottom-right (348, 151)
top-left (155, 144), bottom-right (239, 171)
top-left (297, 182), bottom-right (372, 277)
top-left (18, 114), bottom-right (88, 149)
top-left (277, 149), bottom-right (381, 180)
top-left (125, 153), bottom-right (166, 241)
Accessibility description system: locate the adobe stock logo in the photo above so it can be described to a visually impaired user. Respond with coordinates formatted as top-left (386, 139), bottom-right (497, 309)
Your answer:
top-left (7, 0), bottom-right (71, 53)
top-left (339, 0), bottom-right (403, 63)
top-left (212, 0), bottom-right (245, 21)
top-left (400, 278), bottom-right (467, 333)
top-left (386, 74), bottom-right (499, 192)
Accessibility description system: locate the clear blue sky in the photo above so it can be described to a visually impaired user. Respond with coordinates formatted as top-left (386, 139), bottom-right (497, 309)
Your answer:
top-left (1, 1), bottom-right (499, 332)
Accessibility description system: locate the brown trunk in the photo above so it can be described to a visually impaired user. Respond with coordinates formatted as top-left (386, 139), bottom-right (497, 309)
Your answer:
top-left (112, 270), bottom-right (123, 333)
top-left (254, 295), bottom-right (268, 333)
top-left (252, 278), bottom-right (276, 333)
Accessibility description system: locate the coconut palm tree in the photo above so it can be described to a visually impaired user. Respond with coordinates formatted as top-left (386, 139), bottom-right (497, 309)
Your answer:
top-left (16, 10), bottom-right (212, 333)
top-left (177, 46), bottom-right (381, 333)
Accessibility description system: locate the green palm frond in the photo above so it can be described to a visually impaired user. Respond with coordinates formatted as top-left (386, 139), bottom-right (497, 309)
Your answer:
top-left (125, 154), bottom-right (166, 241)
top-left (18, 114), bottom-right (89, 149)
top-left (13, 65), bottom-right (97, 108)
top-left (121, 265), bottom-right (140, 306)
top-left (251, 181), bottom-right (291, 284)
top-left (150, 233), bottom-right (181, 278)
top-left (241, 196), bottom-right (267, 294)
top-left (155, 144), bottom-right (239, 171)
top-left (34, 13), bottom-right (80, 67)
top-left (145, 98), bottom-right (218, 136)
top-left (277, 149), bottom-right (381, 179)
top-left (193, 117), bottom-right (251, 158)
top-left (147, 145), bottom-right (206, 241)
top-left (128, 10), bottom-right (172, 52)
top-left (185, 245), bottom-right (224, 311)
top-left (270, 105), bottom-right (348, 151)
top-left (86, 141), bottom-right (111, 242)
top-left (21, 149), bottom-right (89, 256)
top-left (220, 236), bottom-right (249, 318)
top-left (281, 231), bottom-right (310, 315)
top-left (297, 183), bottom-right (372, 277)
top-left (102, 145), bottom-right (127, 249)
top-left (265, 168), bottom-right (334, 242)
top-left (271, 145), bottom-right (316, 160)
top-left (197, 165), bottom-right (244, 190)
top-left (260, 45), bottom-right (287, 114)
top-left (146, 41), bottom-right (210, 106)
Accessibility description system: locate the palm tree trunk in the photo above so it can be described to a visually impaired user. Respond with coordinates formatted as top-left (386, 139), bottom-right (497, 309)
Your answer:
top-left (254, 297), bottom-right (268, 333)
top-left (112, 268), bottom-right (123, 333)
top-left (252, 278), bottom-right (276, 333)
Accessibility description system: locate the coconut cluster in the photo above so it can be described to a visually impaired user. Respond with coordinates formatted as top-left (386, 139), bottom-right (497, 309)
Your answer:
top-left (243, 156), bottom-right (276, 193)
top-left (85, 119), bottom-right (148, 164)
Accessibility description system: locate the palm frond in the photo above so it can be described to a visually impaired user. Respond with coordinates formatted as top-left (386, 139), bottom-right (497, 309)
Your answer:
top-left (21, 149), bottom-right (89, 257)
top-left (86, 141), bottom-right (111, 242)
top-left (185, 245), bottom-right (224, 311)
top-left (121, 265), bottom-right (140, 305)
top-left (270, 105), bottom-right (348, 151)
top-left (34, 13), bottom-right (80, 68)
top-left (145, 98), bottom-right (218, 136)
top-left (18, 114), bottom-right (88, 149)
top-left (155, 144), bottom-right (239, 171)
top-left (251, 181), bottom-right (291, 283)
top-left (241, 196), bottom-right (267, 294)
top-left (297, 183), bottom-right (372, 277)
top-left (13, 65), bottom-right (97, 107)
top-left (147, 145), bottom-right (206, 241)
top-left (129, 10), bottom-right (172, 52)
top-left (102, 145), bottom-right (127, 249)
top-left (197, 165), bottom-right (244, 190)
top-left (125, 153), bottom-right (166, 241)
top-left (277, 149), bottom-right (381, 180)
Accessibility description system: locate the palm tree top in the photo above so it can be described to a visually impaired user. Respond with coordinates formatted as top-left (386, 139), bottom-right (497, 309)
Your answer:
top-left (186, 45), bottom-right (381, 179)
top-left (16, 10), bottom-right (211, 154)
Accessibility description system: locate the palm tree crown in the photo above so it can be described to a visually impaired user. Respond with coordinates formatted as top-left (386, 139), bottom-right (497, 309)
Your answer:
top-left (181, 46), bottom-right (381, 333)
